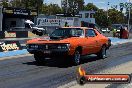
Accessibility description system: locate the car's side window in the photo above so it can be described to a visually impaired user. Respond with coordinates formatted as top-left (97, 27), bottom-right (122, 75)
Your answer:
top-left (70, 28), bottom-right (84, 37)
top-left (86, 29), bottom-right (96, 37)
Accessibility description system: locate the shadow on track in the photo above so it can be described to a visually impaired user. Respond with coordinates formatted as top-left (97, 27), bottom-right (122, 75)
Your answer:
top-left (23, 55), bottom-right (104, 68)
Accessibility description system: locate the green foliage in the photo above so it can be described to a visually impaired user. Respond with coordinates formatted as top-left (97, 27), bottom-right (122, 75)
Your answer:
top-left (1, 0), bottom-right (43, 13)
top-left (73, 0), bottom-right (85, 10)
top-left (0, 1), bottom-right (129, 26)
top-left (67, 0), bottom-right (84, 10)
top-left (84, 3), bottom-right (99, 11)
top-left (94, 9), bottom-right (109, 27)
top-left (61, 0), bottom-right (84, 15)
top-left (41, 4), bottom-right (62, 15)
top-left (108, 9), bottom-right (125, 24)
top-left (84, 3), bottom-right (125, 27)
top-left (0, 0), bottom-right (9, 7)
top-left (125, 9), bottom-right (132, 24)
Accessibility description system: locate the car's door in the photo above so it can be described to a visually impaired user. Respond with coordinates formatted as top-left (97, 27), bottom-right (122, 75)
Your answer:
top-left (93, 29), bottom-right (102, 53)
top-left (85, 29), bottom-right (98, 54)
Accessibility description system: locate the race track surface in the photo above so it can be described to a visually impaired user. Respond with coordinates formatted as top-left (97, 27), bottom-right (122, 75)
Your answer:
top-left (0, 43), bottom-right (132, 88)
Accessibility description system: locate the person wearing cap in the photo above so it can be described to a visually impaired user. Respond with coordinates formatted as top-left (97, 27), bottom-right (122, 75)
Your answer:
top-left (65, 22), bottom-right (69, 27)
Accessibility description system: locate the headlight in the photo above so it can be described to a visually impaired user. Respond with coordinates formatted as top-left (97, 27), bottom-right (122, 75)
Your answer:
top-left (57, 44), bottom-right (70, 49)
top-left (34, 45), bottom-right (39, 48)
top-left (29, 44), bottom-right (38, 49)
top-left (66, 44), bottom-right (70, 49)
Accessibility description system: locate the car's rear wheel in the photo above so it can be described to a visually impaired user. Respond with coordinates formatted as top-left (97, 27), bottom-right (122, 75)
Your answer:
top-left (72, 50), bottom-right (81, 65)
top-left (34, 54), bottom-right (45, 64)
top-left (97, 45), bottom-right (107, 59)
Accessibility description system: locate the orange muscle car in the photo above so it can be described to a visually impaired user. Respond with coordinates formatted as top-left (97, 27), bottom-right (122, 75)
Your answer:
top-left (26, 27), bottom-right (111, 65)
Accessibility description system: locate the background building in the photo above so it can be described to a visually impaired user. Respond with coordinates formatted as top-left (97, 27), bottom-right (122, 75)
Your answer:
top-left (79, 11), bottom-right (95, 27)
top-left (0, 7), bottom-right (37, 31)
top-left (36, 14), bottom-right (79, 34)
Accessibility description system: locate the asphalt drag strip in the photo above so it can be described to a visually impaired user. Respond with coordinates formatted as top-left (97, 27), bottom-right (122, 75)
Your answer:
top-left (0, 43), bottom-right (132, 88)
top-left (60, 55), bottom-right (132, 88)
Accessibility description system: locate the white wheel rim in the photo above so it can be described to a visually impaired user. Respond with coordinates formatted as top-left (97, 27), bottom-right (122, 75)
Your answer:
top-left (102, 47), bottom-right (106, 58)
top-left (74, 51), bottom-right (80, 64)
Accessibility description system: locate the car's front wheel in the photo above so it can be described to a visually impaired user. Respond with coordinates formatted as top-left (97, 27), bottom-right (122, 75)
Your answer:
top-left (72, 50), bottom-right (81, 65)
top-left (97, 45), bottom-right (107, 59)
top-left (34, 54), bottom-right (45, 64)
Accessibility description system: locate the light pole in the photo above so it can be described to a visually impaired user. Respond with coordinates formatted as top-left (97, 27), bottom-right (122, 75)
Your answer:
top-left (66, 0), bottom-right (68, 14)
top-left (61, 0), bottom-right (69, 15)
top-left (107, 2), bottom-right (110, 27)
top-left (107, 2), bottom-right (109, 19)
top-left (128, 0), bottom-right (131, 32)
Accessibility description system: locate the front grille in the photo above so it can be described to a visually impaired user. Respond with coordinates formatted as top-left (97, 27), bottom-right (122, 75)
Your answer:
top-left (28, 44), bottom-right (58, 50)
top-left (28, 44), bottom-right (67, 50)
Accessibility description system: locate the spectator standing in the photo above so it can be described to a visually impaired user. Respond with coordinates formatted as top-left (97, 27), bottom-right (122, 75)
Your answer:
top-left (120, 26), bottom-right (123, 39)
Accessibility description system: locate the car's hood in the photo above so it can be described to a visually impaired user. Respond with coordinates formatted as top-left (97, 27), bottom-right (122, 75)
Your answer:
top-left (27, 36), bottom-right (82, 44)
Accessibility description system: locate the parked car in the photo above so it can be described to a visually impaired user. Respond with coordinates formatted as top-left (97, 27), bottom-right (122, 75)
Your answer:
top-left (9, 20), bottom-right (46, 36)
top-left (26, 27), bottom-right (111, 65)
top-left (101, 28), bottom-right (110, 33)
top-left (25, 20), bottom-right (46, 36)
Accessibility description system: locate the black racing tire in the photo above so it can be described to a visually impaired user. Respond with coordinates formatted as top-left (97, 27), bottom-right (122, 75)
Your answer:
top-left (32, 30), bottom-right (37, 34)
top-left (72, 50), bottom-right (81, 65)
top-left (34, 54), bottom-right (45, 64)
top-left (38, 32), bottom-right (43, 36)
top-left (97, 45), bottom-right (107, 59)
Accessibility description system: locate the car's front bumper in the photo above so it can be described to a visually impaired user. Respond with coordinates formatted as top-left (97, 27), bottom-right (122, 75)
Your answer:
top-left (27, 48), bottom-right (69, 57)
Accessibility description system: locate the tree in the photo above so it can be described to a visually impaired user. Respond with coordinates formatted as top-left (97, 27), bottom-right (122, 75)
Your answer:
top-left (74, 0), bottom-right (85, 11)
top-left (41, 4), bottom-right (62, 15)
top-left (94, 9), bottom-right (109, 27)
top-left (10, 0), bottom-right (23, 7)
top-left (0, 0), bottom-right (9, 7)
top-left (7, 0), bottom-right (43, 13)
top-left (108, 9), bottom-right (125, 24)
top-left (125, 9), bottom-right (132, 25)
top-left (61, 0), bottom-right (84, 16)
top-left (84, 3), bottom-right (125, 27)
top-left (84, 3), bottom-right (99, 11)
top-left (84, 3), bottom-right (108, 27)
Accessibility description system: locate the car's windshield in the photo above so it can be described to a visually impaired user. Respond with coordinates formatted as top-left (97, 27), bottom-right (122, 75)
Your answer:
top-left (50, 28), bottom-right (84, 38)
